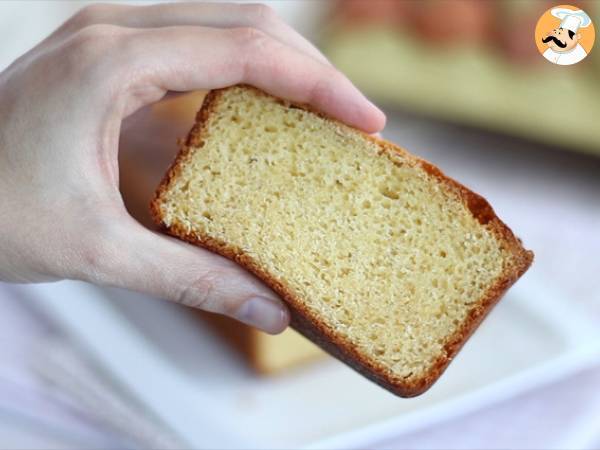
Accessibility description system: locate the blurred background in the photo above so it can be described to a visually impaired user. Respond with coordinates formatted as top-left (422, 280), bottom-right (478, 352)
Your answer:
top-left (1, 1), bottom-right (599, 449)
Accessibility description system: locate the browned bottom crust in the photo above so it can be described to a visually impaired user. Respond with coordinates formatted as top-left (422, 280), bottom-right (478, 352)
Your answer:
top-left (150, 86), bottom-right (533, 397)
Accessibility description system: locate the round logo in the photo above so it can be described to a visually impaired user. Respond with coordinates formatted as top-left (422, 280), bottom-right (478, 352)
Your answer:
top-left (535, 4), bottom-right (595, 65)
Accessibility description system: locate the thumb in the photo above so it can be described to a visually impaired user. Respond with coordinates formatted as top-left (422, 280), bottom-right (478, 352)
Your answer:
top-left (80, 215), bottom-right (289, 334)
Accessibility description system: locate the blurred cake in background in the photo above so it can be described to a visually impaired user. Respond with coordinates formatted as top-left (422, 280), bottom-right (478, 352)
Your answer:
top-left (119, 91), bottom-right (325, 374)
top-left (324, 0), bottom-right (600, 155)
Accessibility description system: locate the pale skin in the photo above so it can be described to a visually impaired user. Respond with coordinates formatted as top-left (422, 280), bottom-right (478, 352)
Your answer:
top-left (0, 3), bottom-right (385, 334)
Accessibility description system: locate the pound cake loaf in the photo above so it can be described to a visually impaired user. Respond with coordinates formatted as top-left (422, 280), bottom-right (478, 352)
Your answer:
top-left (151, 85), bottom-right (533, 397)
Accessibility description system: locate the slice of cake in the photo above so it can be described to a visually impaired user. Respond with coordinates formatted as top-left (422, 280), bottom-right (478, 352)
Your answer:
top-left (151, 85), bottom-right (533, 397)
top-left (117, 92), bottom-right (325, 376)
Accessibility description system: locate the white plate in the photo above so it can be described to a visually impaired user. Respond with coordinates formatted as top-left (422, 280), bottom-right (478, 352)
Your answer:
top-left (24, 275), bottom-right (600, 449)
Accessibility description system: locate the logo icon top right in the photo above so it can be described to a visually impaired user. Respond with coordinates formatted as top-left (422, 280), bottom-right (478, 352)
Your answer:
top-left (535, 5), bottom-right (595, 66)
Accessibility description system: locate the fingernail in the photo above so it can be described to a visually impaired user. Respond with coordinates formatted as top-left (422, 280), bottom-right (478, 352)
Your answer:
top-left (235, 296), bottom-right (289, 334)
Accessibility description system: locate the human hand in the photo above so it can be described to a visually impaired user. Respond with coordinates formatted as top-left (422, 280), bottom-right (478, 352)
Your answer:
top-left (0, 2), bottom-right (385, 333)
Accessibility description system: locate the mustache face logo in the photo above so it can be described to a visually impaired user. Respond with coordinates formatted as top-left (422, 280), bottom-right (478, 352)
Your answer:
top-left (542, 35), bottom-right (568, 48)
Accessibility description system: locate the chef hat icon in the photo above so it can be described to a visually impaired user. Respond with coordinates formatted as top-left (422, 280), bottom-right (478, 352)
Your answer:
top-left (551, 8), bottom-right (592, 33)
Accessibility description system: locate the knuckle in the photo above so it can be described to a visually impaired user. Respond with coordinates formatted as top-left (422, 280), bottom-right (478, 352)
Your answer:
top-left (231, 26), bottom-right (268, 47)
top-left (231, 27), bottom-right (273, 72)
top-left (61, 24), bottom-right (125, 72)
top-left (68, 24), bottom-right (119, 57)
top-left (243, 3), bottom-right (277, 25)
top-left (178, 270), bottom-right (223, 311)
top-left (70, 3), bottom-right (113, 28)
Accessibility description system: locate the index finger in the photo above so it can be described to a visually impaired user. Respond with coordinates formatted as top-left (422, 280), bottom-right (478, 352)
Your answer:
top-left (53, 2), bottom-right (331, 66)
top-left (109, 25), bottom-right (386, 133)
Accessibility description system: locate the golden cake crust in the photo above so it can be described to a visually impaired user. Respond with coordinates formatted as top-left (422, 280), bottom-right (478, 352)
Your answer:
top-left (151, 85), bottom-right (533, 397)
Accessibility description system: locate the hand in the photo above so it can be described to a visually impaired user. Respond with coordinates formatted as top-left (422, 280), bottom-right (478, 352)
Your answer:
top-left (0, 2), bottom-right (385, 334)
